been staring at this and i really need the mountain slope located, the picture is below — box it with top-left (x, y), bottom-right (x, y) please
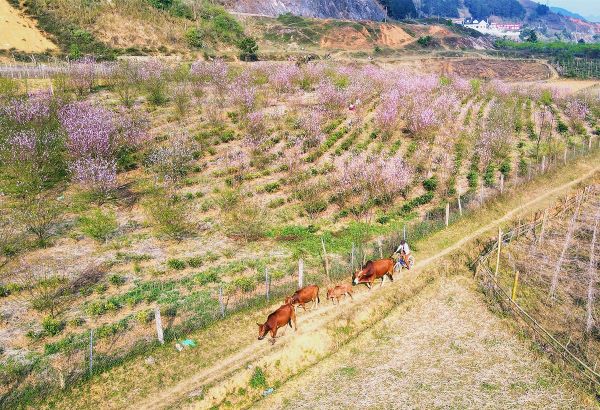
top-left (549, 6), bottom-right (588, 22)
top-left (225, 0), bottom-right (386, 21)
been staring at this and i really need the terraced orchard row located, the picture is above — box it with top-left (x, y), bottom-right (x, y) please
top-left (0, 58), bottom-right (598, 406)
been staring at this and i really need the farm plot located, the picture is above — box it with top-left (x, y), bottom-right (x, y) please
top-left (0, 57), bottom-right (599, 407)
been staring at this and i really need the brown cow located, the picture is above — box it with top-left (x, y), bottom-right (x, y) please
top-left (326, 284), bottom-right (353, 304)
top-left (285, 285), bottom-right (320, 312)
top-left (353, 258), bottom-right (394, 289)
top-left (257, 303), bottom-right (297, 342)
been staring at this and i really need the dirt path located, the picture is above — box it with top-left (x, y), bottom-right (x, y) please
top-left (257, 275), bottom-right (594, 409)
top-left (132, 156), bottom-right (600, 409)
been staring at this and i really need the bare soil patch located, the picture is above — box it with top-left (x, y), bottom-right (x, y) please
top-left (0, 0), bottom-right (56, 52)
top-left (450, 59), bottom-right (552, 81)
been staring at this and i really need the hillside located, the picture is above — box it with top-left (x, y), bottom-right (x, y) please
top-left (0, 0), bottom-right (57, 52)
top-left (0, 52), bottom-right (598, 407)
top-left (1, 0), bottom-right (499, 59)
top-left (224, 0), bottom-right (386, 21)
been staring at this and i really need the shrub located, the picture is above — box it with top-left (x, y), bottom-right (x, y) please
top-left (108, 274), bottom-right (125, 286)
top-left (187, 257), bottom-right (203, 268)
top-left (143, 192), bottom-right (190, 240)
top-left (417, 36), bottom-right (433, 47)
top-left (194, 270), bottom-right (219, 285)
top-left (223, 201), bottom-right (268, 241)
top-left (232, 277), bottom-right (256, 293)
top-left (135, 309), bottom-right (153, 324)
top-left (263, 182), bottom-right (280, 193)
top-left (304, 199), bottom-right (328, 216)
top-left (483, 164), bottom-right (496, 187)
top-left (161, 305), bottom-right (177, 317)
top-left (78, 209), bottom-right (118, 242)
top-left (467, 170), bottom-right (479, 189)
top-left (499, 159), bottom-right (512, 177)
top-left (186, 27), bottom-right (204, 48)
top-left (238, 37), bottom-right (259, 61)
top-left (249, 367), bottom-right (267, 389)
top-left (42, 316), bottom-right (65, 336)
top-left (422, 175), bottom-right (438, 192)
top-left (16, 194), bottom-right (65, 247)
top-left (0, 286), bottom-right (9, 297)
top-left (146, 137), bottom-right (195, 183)
top-left (167, 258), bottom-right (186, 270)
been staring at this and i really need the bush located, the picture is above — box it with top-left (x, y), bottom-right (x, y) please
top-left (78, 209), bottom-right (118, 242)
top-left (263, 182), bottom-right (280, 193)
top-left (499, 159), bottom-right (512, 177)
top-left (422, 175), bottom-right (438, 192)
top-left (250, 367), bottom-right (267, 389)
top-left (223, 201), bottom-right (268, 241)
top-left (194, 270), bottom-right (219, 285)
top-left (467, 170), bottom-right (479, 189)
top-left (167, 258), bottom-right (186, 270)
top-left (238, 37), bottom-right (259, 61)
top-left (135, 309), bottom-right (153, 324)
top-left (484, 165), bottom-right (496, 187)
top-left (232, 277), bottom-right (256, 292)
top-left (304, 199), bottom-right (328, 216)
top-left (42, 316), bottom-right (65, 336)
top-left (186, 27), bottom-right (204, 48)
top-left (417, 36), bottom-right (433, 47)
top-left (108, 274), bottom-right (125, 286)
top-left (187, 257), bottom-right (203, 268)
top-left (143, 192), bottom-right (190, 240)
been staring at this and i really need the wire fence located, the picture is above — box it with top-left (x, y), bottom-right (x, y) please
top-left (473, 186), bottom-right (600, 389)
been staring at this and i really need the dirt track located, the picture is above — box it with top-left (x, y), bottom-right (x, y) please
top-left (128, 156), bottom-right (600, 409)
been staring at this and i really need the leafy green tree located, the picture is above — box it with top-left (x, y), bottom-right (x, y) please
top-left (238, 37), bottom-right (259, 61)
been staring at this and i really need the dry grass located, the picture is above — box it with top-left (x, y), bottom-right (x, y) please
top-left (258, 275), bottom-right (595, 409)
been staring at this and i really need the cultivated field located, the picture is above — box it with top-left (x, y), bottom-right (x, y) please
top-left (0, 54), bottom-right (599, 408)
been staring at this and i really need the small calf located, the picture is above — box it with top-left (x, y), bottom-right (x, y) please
top-left (326, 284), bottom-right (354, 304)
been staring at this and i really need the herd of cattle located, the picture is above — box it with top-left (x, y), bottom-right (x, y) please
top-left (257, 258), bottom-right (398, 342)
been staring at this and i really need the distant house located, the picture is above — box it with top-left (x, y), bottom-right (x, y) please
top-left (458, 18), bottom-right (522, 39)
top-left (463, 19), bottom-right (490, 30)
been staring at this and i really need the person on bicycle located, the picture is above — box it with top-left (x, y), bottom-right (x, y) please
top-left (395, 240), bottom-right (411, 270)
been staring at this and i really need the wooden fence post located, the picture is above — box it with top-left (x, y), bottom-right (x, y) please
top-left (351, 242), bottom-right (355, 272)
top-left (378, 238), bottom-right (383, 258)
top-left (495, 226), bottom-right (502, 279)
top-left (155, 307), bottom-right (164, 344)
top-left (321, 238), bottom-right (329, 281)
top-left (89, 329), bottom-right (94, 375)
top-left (218, 287), bottom-right (225, 318)
top-left (298, 259), bottom-right (304, 289)
top-left (563, 148), bottom-right (568, 165)
top-left (500, 174), bottom-right (504, 194)
top-left (445, 203), bottom-right (450, 227)
top-left (458, 194), bottom-right (463, 216)
top-left (511, 270), bottom-right (520, 301)
top-left (403, 225), bottom-right (406, 241)
top-left (265, 268), bottom-right (270, 302)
